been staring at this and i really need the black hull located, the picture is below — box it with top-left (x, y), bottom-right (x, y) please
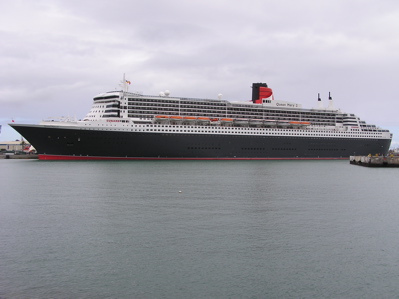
top-left (10, 124), bottom-right (391, 159)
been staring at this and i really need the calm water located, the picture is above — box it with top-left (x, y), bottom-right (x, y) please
top-left (1, 159), bottom-right (399, 298)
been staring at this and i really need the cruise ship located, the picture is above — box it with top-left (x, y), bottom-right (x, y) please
top-left (10, 76), bottom-right (392, 160)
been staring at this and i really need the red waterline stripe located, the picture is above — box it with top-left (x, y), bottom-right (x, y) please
top-left (38, 154), bottom-right (348, 161)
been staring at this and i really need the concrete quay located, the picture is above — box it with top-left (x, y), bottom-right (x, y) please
top-left (350, 155), bottom-right (399, 167)
top-left (0, 154), bottom-right (38, 159)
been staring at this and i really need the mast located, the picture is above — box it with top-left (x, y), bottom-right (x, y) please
top-left (120, 73), bottom-right (130, 93)
top-left (327, 92), bottom-right (334, 110)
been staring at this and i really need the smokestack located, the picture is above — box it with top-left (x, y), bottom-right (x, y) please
top-left (252, 83), bottom-right (272, 104)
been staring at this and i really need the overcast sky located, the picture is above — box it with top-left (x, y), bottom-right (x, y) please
top-left (1, 0), bottom-right (399, 146)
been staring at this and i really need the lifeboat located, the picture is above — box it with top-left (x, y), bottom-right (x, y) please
top-left (220, 118), bottom-right (233, 122)
top-left (277, 121), bottom-right (290, 127)
top-left (249, 119), bottom-right (263, 126)
top-left (290, 121), bottom-right (310, 125)
top-left (183, 116), bottom-right (197, 122)
top-left (197, 117), bottom-right (211, 123)
top-left (154, 115), bottom-right (170, 123)
top-left (234, 119), bottom-right (249, 126)
top-left (170, 116), bottom-right (183, 120)
top-left (290, 121), bottom-right (310, 127)
top-left (263, 120), bottom-right (277, 126)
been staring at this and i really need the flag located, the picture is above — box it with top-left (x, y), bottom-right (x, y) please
top-left (126, 80), bottom-right (131, 85)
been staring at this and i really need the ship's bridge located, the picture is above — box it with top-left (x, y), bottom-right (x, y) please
top-left (84, 91), bottom-right (123, 120)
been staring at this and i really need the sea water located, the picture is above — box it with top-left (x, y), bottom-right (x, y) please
top-left (1, 159), bottom-right (399, 298)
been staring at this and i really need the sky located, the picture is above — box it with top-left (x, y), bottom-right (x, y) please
top-left (1, 0), bottom-right (399, 147)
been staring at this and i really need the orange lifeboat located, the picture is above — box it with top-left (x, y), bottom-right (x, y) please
top-left (197, 117), bottom-right (211, 123)
top-left (290, 121), bottom-right (310, 125)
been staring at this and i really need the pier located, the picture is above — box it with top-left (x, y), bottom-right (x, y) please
top-left (350, 155), bottom-right (399, 167)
